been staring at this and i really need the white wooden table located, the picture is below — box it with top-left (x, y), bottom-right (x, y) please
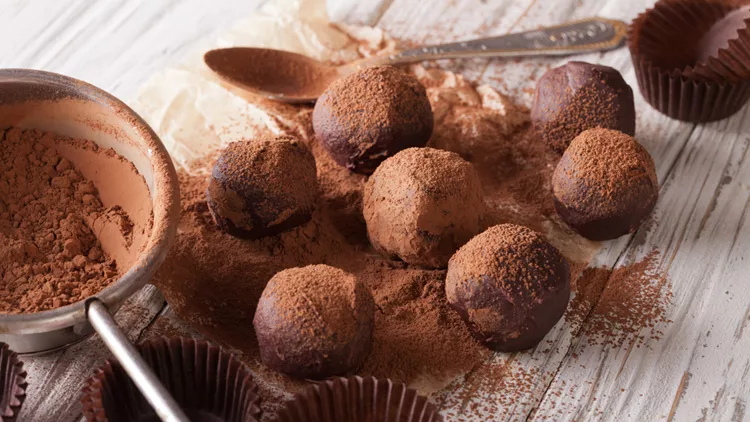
top-left (2, 0), bottom-right (749, 421)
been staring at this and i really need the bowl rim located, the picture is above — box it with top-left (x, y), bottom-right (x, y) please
top-left (0, 68), bottom-right (181, 335)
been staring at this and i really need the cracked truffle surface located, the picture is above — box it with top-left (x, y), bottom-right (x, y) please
top-left (364, 147), bottom-right (485, 269)
top-left (446, 224), bottom-right (570, 352)
top-left (206, 135), bottom-right (318, 239)
top-left (253, 265), bottom-right (375, 379)
top-left (313, 66), bottom-right (434, 174)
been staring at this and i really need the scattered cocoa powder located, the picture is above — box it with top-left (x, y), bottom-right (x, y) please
top-left (566, 251), bottom-right (672, 346)
top-left (566, 266), bottom-right (612, 328)
top-left (583, 251), bottom-right (673, 346)
top-left (0, 127), bottom-right (136, 313)
top-left (437, 358), bottom-right (541, 420)
top-left (156, 53), bottom-right (607, 417)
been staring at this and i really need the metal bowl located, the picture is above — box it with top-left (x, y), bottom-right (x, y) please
top-left (0, 69), bottom-right (181, 353)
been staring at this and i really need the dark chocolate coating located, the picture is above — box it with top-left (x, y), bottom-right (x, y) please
top-left (531, 61), bottom-right (636, 154)
top-left (253, 265), bottom-right (375, 380)
top-left (206, 136), bottom-right (318, 239)
top-left (446, 224), bottom-right (570, 352)
top-left (552, 128), bottom-right (659, 241)
top-left (312, 66), bottom-right (434, 174)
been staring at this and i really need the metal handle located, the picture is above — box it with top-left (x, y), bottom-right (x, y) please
top-left (87, 299), bottom-right (190, 422)
top-left (356, 17), bottom-right (627, 67)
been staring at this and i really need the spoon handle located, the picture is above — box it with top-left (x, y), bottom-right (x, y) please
top-left (357, 17), bottom-right (628, 67)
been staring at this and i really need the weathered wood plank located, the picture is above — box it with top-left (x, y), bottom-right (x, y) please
top-left (6, 0), bottom-right (750, 421)
top-left (533, 108), bottom-right (750, 422)
top-left (0, 0), bottom-right (265, 99)
top-left (327, 0), bottom-right (392, 25)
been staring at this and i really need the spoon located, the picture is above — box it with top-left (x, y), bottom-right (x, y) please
top-left (204, 17), bottom-right (627, 104)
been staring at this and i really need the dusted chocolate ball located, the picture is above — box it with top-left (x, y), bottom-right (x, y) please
top-left (552, 128), bottom-right (658, 241)
top-left (446, 224), bottom-right (570, 352)
top-left (253, 265), bottom-right (375, 379)
top-left (363, 147), bottom-right (485, 269)
top-left (206, 135), bottom-right (318, 239)
top-left (531, 61), bottom-right (636, 153)
top-left (312, 66), bottom-right (434, 175)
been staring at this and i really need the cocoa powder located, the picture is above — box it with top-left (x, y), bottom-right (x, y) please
top-left (0, 127), bottom-right (137, 314)
top-left (154, 62), bottom-right (598, 411)
top-left (205, 48), bottom-right (339, 98)
top-left (358, 262), bottom-right (490, 387)
top-left (566, 251), bottom-right (672, 346)
top-left (583, 251), bottom-right (672, 346)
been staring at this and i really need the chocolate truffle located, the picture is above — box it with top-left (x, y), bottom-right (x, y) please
top-left (363, 147), bottom-right (485, 269)
top-left (312, 66), bottom-right (434, 174)
top-left (206, 135), bottom-right (318, 239)
top-left (552, 128), bottom-right (658, 241)
top-left (446, 224), bottom-right (570, 352)
top-left (531, 61), bottom-right (636, 153)
top-left (253, 265), bottom-right (375, 379)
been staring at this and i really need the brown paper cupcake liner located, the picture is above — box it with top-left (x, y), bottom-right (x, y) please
top-left (630, 54), bottom-right (750, 122)
top-left (629, 0), bottom-right (750, 122)
top-left (81, 337), bottom-right (262, 422)
top-left (0, 343), bottom-right (26, 422)
top-left (276, 376), bottom-right (442, 422)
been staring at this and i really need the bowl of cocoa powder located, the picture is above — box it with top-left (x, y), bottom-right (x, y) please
top-left (0, 69), bottom-right (180, 353)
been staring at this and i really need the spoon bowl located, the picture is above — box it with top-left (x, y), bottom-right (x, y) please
top-left (204, 47), bottom-right (343, 103)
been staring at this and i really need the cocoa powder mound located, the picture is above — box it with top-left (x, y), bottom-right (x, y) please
top-left (358, 262), bottom-right (490, 387)
top-left (0, 127), bottom-right (129, 314)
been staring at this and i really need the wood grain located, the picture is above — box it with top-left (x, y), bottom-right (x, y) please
top-left (534, 107), bottom-right (750, 422)
top-left (0, 1), bottom-right (263, 421)
top-left (18, 286), bottom-right (165, 422)
top-left (3, 0), bottom-right (750, 421)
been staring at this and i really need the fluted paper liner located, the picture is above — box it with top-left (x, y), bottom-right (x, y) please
top-left (80, 337), bottom-right (262, 422)
top-left (0, 343), bottom-right (26, 422)
top-left (276, 376), bottom-right (442, 422)
top-left (629, 0), bottom-right (750, 122)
